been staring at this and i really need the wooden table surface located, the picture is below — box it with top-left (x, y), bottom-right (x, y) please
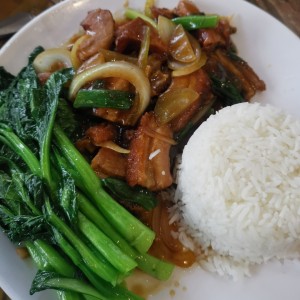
top-left (247, 0), bottom-right (300, 36)
top-left (0, 0), bottom-right (299, 41)
top-left (0, 0), bottom-right (299, 299)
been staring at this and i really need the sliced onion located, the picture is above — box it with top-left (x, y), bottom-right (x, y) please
top-left (144, 0), bottom-right (155, 17)
top-left (168, 33), bottom-right (206, 77)
top-left (154, 87), bottom-right (199, 124)
top-left (172, 52), bottom-right (207, 77)
top-left (138, 26), bottom-right (151, 71)
top-left (33, 48), bottom-right (72, 73)
top-left (142, 127), bottom-right (177, 145)
top-left (69, 61), bottom-right (151, 125)
top-left (157, 15), bottom-right (176, 44)
top-left (98, 141), bottom-right (130, 154)
top-left (169, 24), bottom-right (196, 63)
top-left (70, 34), bottom-right (90, 69)
top-left (98, 49), bottom-right (138, 64)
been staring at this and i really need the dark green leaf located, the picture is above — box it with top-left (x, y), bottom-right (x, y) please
top-left (30, 270), bottom-right (111, 299)
top-left (56, 99), bottom-right (80, 140)
top-left (102, 177), bottom-right (157, 211)
top-left (5, 214), bottom-right (49, 243)
top-left (28, 46), bottom-right (44, 64)
top-left (59, 168), bottom-right (78, 225)
top-left (210, 75), bottom-right (245, 106)
top-left (0, 204), bottom-right (14, 229)
top-left (33, 68), bottom-right (74, 145)
top-left (0, 67), bottom-right (15, 90)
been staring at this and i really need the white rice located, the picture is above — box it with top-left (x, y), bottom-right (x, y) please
top-left (175, 102), bottom-right (300, 279)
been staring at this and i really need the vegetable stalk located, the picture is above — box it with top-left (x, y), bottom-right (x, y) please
top-left (44, 199), bottom-right (122, 285)
top-left (53, 124), bottom-right (155, 253)
top-left (78, 212), bottom-right (137, 274)
top-left (78, 193), bottom-right (174, 281)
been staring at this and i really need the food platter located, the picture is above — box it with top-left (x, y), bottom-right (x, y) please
top-left (0, 0), bottom-right (300, 299)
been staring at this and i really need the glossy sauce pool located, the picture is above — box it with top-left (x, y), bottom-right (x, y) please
top-left (126, 268), bottom-right (191, 299)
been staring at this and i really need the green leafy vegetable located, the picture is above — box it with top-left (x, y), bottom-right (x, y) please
top-left (102, 177), bottom-right (157, 210)
top-left (52, 228), bottom-right (142, 300)
top-left (77, 193), bottom-right (174, 281)
top-left (0, 67), bottom-right (14, 90)
top-left (53, 125), bottom-right (156, 254)
top-left (0, 46), bottom-right (174, 299)
top-left (210, 76), bottom-right (245, 105)
top-left (30, 271), bottom-right (109, 299)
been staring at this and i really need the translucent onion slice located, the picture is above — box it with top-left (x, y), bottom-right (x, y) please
top-left (98, 49), bottom-right (138, 64)
top-left (144, 0), bottom-right (155, 17)
top-left (70, 34), bottom-right (90, 69)
top-left (33, 48), bottom-right (72, 73)
top-left (138, 26), bottom-right (151, 71)
top-left (142, 127), bottom-right (177, 145)
top-left (157, 15), bottom-right (176, 44)
top-left (98, 141), bottom-right (130, 154)
top-left (172, 52), bottom-right (207, 77)
top-left (168, 33), bottom-right (206, 77)
top-left (125, 8), bottom-right (157, 29)
top-left (69, 61), bottom-right (151, 125)
top-left (169, 24), bottom-right (196, 63)
top-left (154, 87), bottom-right (199, 124)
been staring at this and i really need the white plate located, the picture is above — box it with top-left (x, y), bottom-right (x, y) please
top-left (1, 0), bottom-right (300, 299)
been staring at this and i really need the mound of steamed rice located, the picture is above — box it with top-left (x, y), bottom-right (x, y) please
top-left (176, 102), bottom-right (300, 278)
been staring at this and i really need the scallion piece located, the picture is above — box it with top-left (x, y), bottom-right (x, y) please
top-left (172, 15), bottom-right (219, 30)
top-left (210, 76), bottom-right (245, 105)
top-left (73, 89), bottom-right (134, 110)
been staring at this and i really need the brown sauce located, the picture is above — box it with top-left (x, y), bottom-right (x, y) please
top-left (126, 268), bottom-right (190, 299)
top-left (134, 197), bottom-right (197, 268)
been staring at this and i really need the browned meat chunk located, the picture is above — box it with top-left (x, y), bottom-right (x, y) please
top-left (91, 148), bottom-right (127, 178)
top-left (211, 49), bottom-right (266, 99)
top-left (93, 108), bottom-right (122, 124)
top-left (126, 112), bottom-right (173, 191)
top-left (150, 7), bottom-right (175, 20)
top-left (166, 69), bottom-right (214, 132)
top-left (85, 123), bottom-right (117, 146)
top-left (105, 77), bottom-right (132, 91)
top-left (173, 0), bottom-right (200, 16)
top-left (197, 18), bottom-right (236, 52)
top-left (75, 137), bottom-right (97, 154)
top-left (115, 18), bottom-right (168, 55)
top-left (75, 123), bottom-right (117, 153)
top-left (78, 9), bottom-right (115, 61)
top-left (146, 54), bottom-right (171, 96)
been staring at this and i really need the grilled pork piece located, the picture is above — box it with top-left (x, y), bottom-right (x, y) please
top-left (127, 112), bottom-right (173, 191)
top-left (168, 69), bottom-right (214, 132)
top-left (91, 148), bottom-right (127, 179)
top-left (78, 9), bottom-right (115, 61)
top-left (197, 18), bottom-right (236, 52)
top-left (115, 18), bottom-right (168, 55)
top-left (173, 0), bottom-right (201, 16)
